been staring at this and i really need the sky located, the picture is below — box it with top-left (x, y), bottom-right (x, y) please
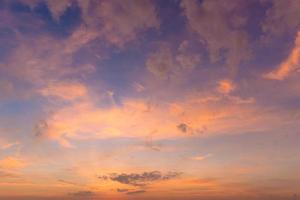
top-left (0, 0), bottom-right (300, 199)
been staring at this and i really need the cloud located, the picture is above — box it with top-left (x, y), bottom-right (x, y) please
top-left (190, 154), bottom-right (212, 161)
top-left (133, 82), bottom-right (145, 92)
top-left (58, 179), bottom-right (80, 186)
top-left (39, 81), bottom-right (88, 101)
top-left (175, 41), bottom-right (201, 71)
top-left (146, 44), bottom-right (174, 79)
top-left (0, 35), bottom-right (95, 87)
top-left (0, 157), bottom-right (27, 170)
top-left (262, 0), bottom-right (300, 37)
top-left (181, 0), bottom-right (250, 72)
top-left (146, 41), bottom-right (201, 79)
top-left (177, 123), bottom-right (188, 133)
top-left (217, 79), bottom-right (236, 94)
top-left (0, 170), bottom-right (20, 178)
top-left (116, 188), bottom-right (129, 193)
top-left (46, 0), bottom-right (72, 21)
top-left (99, 0), bottom-right (159, 46)
top-left (100, 171), bottom-right (181, 186)
top-left (264, 31), bottom-right (300, 80)
top-left (0, 142), bottom-right (20, 150)
top-left (126, 190), bottom-right (146, 195)
top-left (69, 191), bottom-right (95, 197)
top-left (22, 0), bottom-right (159, 47)
top-left (38, 89), bottom-right (268, 147)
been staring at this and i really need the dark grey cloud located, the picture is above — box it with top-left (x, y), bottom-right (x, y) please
top-left (177, 123), bottom-right (207, 135)
top-left (100, 171), bottom-right (181, 186)
top-left (177, 123), bottom-right (188, 133)
top-left (126, 190), bottom-right (146, 195)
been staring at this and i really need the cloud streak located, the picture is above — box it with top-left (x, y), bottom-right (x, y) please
top-left (265, 31), bottom-right (300, 80)
top-left (100, 171), bottom-right (181, 186)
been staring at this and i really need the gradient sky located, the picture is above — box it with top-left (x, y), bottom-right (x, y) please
top-left (0, 0), bottom-right (300, 199)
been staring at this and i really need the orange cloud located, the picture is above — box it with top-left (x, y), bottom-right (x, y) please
top-left (190, 154), bottom-right (212, 161)
top-left (265, 31), bottom-right (300, 80)
top-left (0, 157), bottom-right (26, 170)
top-left (38, 87), bottom-right (276, 147)
top-left (40, 81), bottom-right (88, 101)
top-left (217, 79), bottom-right (236, 94)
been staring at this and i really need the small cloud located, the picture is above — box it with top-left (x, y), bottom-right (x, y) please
top-left (133, 82), bottom-right (145, 92)
top-left (217, 79), bottom-right (236, 94)
top-left (1, 141), bottom-right (20, 150)
top-left (126, 190), bottom-right (146, 195)
top-left (69, 191), bottom-right (95, 197)
top-left (190, 154), bottom-right (212, 161)
top-left (177, 123), bottom-right (206, 135)
top-left (177, 123), bottom-right (188, 133)
top-left (58, 179), bottom-right (80, 186)
top-left (39, 81), bottom-right (88, 101)
top-left (117, 188), bottom-right (129, 193)
top-left (34, 120), bottom-right (48, 137)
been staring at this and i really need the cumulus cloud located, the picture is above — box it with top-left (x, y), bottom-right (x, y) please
top-left (100, 171), bottom-right (181, 186)
top-left (264, 31), bottom-right (300, 80)
top-left (181, 0), bottom-right (250, 72)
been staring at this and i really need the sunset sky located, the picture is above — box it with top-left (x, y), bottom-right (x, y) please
top-left (0, 0), bottom-right (300, 199)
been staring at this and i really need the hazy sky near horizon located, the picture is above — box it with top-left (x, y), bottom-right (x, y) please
top-left (0, 0), bottom-right (300, 199)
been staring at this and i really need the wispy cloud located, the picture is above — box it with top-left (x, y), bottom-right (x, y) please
top-left (264, 31), bottom-right (300, 80)
top-left (189, 154), bottom-right (213, 161)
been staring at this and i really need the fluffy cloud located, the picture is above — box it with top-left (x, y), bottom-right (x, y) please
top-left (146, 41), bottom-right (201, 79)
top-left (27, 0), bottom-right (159, 47)
top-left (181, 0), bottom-right (250, 72)
top-left (262, 0), bottom-right (300, 36)
top-left (96, 0), bottom-right (159, 46)
top-left (264, 31), bottom-right (300, 80)
top-left (46, 0), bottom-right (72, 21)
